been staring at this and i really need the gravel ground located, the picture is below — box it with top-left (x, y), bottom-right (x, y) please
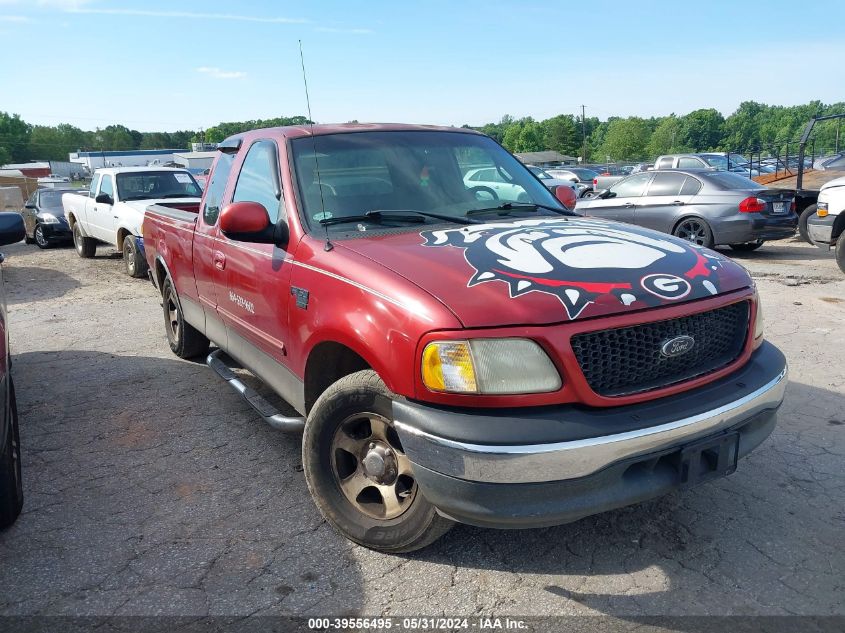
top-left (0, 236), bottom-right (842, 620)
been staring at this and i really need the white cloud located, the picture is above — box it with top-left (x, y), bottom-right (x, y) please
top-left (314, 26), bottom-right (373, 34)
top-left (69, 8), bottom-right (307, 23)
top-left (196, 67), bottom-right (247, 80)
top-left (0, 15), bottom-right (28, 22)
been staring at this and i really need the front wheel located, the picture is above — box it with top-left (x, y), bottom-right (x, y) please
top-left (729, 240), bottom-right (764, 252)
top-left (798, 204), bottom-right (817, 244)
top-left (34, 224), bottom-right (51, 249)
top-left (123, 235), bottom-right (148, 279)
top-left (303, 370), bottom-right (453, 553)
top-left (72, 223), bottom-right (96, 258)
top-left (836, 237), bottom-right (845, 275)
top-left (0, 381), bottom-right (23, 529)
top-left (161, 277), bottom-right (209, 359)
top-left (673, 217), bottom-right (714, 248)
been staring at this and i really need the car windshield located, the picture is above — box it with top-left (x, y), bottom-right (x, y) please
top-left (704, 171), bottom-right (762, 190)
top-left (38, 189), bottom-right (73, 211)
top-left (528, 166), bottom-right (552, 179)
top-left (116, 171), bottom-right (202, 200)
top-left (567, 168), bottom-right (598, 179)
top-left (702, 155), bottom-right (730, 169)
top-left (290, 130), bottom-right (565, 232)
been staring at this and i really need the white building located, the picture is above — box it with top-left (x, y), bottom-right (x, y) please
top-left (172, 151), bottom-right (217, 171)
top-left (69, 149), bottom-right (186, 172)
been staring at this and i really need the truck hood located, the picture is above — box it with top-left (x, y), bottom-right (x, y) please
top-left (338, 216), bottom-right (752, 327)
top-left (820, 176), bottom-right (845, 192)
top-left (123, 198), bottom-right (200, 212)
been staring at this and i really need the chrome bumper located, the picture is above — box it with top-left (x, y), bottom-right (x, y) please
top-left (395, 365), bottom-right (787, 485)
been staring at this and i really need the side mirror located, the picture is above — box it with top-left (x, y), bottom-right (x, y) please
top-left (569, 177), bottom-right (578, 183)
top-left (220, 201), bottom-right (289, 248)
top-left (553, 185), bottom-right (577, 210)
top-left (95, 193), bottom-right (113, 204)
top-left (0, 212), bottom-right (26, 247)
top-left (598, 189), bottom-right (612, 199)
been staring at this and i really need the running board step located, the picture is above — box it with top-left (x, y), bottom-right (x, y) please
top-left (206, 349), bottom-right (305, 433)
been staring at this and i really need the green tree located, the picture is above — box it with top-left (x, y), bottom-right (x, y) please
top-left (28, 124), bottom-right (87, 160)
top-left (516, 121), bottom-right (544, 152)
top-left (679, 108), bottom-right (724, 151)
top-left (647, 116), bottom-right (684, 157)
top-left (0, 112), bottom-right (32, 163)
top-left (543, 115), bottom-right (579, 156)
top-left (601, 117), bottom-right (650, 160)
top-left (501, 122), bottom-right (522, 151)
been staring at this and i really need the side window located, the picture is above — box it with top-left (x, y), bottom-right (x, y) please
top-left (657, 157), bottom-right (674, 169)
top-left (232, 141), bottom-right (282, 223)
top-left (680, 176), bottom-right (702, 196)
top-left (88, 174), bottom-right (101, 198)
top-left (609, 173), bottom-right (651, 198)
top-left (27, 192), bottom-right (37, 206)
top-left (202, 152), bottom-right (235, 226)
top-left (677, 157), bottom-right (702, 169)
top-left (646, 172), bottom-right (687, 197)
top-left (99, 175), bottom-right (114, 198)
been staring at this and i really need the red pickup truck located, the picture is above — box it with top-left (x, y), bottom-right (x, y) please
top-left (143, 124), bottom-right (787, 553)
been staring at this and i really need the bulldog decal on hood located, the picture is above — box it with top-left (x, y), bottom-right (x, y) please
top-left (421, 217), bottom-right (733, 320)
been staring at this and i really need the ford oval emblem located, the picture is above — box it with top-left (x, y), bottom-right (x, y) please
top-left (660, 335), bottom-right (695, 358)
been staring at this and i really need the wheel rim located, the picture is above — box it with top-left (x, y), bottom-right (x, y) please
top-left (676, 220), bottom-right (707, 245)
top-left (35, 225), bottom-right (47, 247)
top-left (165, 288), bottom-right (180, 342)
top-left (73, 226), bottom-right (82, 254)
top-left (331, 413), bottom-right (417, 520)
top-left (124, 241), bottom-right (135, 274)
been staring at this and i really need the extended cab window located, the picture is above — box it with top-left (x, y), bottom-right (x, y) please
top-left (99, 175), bottom-right (114, 199)
top-left (656, 157), bottom-right (673, 169)
top-left (677, 157), bottom-right (702, 169)
top-left (232, 141), bottom-right (282, 223)
top-left (202, 152), bottom-right (235, 225)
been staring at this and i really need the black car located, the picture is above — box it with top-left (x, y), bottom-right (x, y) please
top-left (22, 188), bottom-right (75, 248)
top-left (0, 213), bottom-right (26, 527)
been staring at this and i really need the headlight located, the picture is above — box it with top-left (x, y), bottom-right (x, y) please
top-left (40, 213), bottom-right (59, 224)
top-left (421, 338), bottom-right (562, 394)
top-left (754, 297), bottom-right (764, 342)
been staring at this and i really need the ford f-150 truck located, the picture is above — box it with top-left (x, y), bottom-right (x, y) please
top-left (807, 175), bottom-right (845, 273)
top-left (62, 167), bottom-right (202, 277)
top-left (143, 124), bottom-right (788, 553)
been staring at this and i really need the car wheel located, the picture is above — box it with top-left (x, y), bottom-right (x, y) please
top-left (798, 204), bottom-right (817, 244)
top-left (303, 370), bottom-right (453, 553)
top-left (123, 235), bottom-right (148, 279)
top-left (162, 277), bottom-right (209, 359)
top-left (673, 217), bottom-right (714, 248)
top-left (836, 237), bottom-right (845, 275)
top-left (729, 240), bottom-right (764, 252)
top-left (33, 224), bottom-right (51, 249)
top-left (0, 380), bottom-right (23, 529)
top-left (72, 223), bottom-right (96, 258)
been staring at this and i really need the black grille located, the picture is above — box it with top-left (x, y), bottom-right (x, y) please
top-left (571, 301), bottom-right (750, 397)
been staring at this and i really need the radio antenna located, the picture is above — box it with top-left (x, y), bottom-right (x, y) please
top-left (299, 39), bottom-right (332, 252)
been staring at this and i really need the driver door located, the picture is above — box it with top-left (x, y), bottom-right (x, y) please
top-left (584, 172), bottom-right (652, 223)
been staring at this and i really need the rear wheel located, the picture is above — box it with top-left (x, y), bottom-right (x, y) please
top-left (798, 204), bottom-right (817, 244)
top-left (0, 381), bottom-right (23, 529)
top-left (72, 223), bottom-right (96, 258)
top-left (836, 237), bottom-right (845, 275)
top-left (123, 235), bottom-right (148, 279)
top-left (673, 217), bottom-right (714, 248)
top-left (303, 370), bottom-right (453, 552)
top-left (162, 277), bottom-right (209, 359)
top-left (729, 240), bottom-right (764, 252)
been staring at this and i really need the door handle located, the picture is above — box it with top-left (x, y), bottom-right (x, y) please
top-left (213, 251), bottom-right (226, 271)
top-left (672, 200), bottom-right (685, 206)
top-left (623, 203), bottom-right (635, 208)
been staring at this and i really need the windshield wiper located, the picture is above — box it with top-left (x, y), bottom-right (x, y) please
top-left (161, 193), bottom-right (196, 199)
top-left (466, 202), bottom-right (577, 217)
top-left (319, 209), bottom-right (476, 227)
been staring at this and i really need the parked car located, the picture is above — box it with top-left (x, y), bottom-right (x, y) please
top-left (22, 187), bottom-right (76, 248)
top-left (62, 167), bottom-right (202, 278)
top-left (814, 153), bottom-right (845, 170)
top-left (0, 213), bottom-right (26, 528)
top-left (144, 123), bottom-right (786, 553)
top-left (577, 169), bottom-right (797, 250)
top-left (526, 166), bottom-right (586, 201)
top-left (807, 175), bottom-right (845, 273)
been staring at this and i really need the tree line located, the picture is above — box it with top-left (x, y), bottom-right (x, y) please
top-left (1, 102), bottom-right (842, 167)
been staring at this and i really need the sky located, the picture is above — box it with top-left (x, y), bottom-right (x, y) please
top-left (1, 0), bottom-right (844, 133)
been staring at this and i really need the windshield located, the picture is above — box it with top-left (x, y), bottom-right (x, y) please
top-left (568, 168), bottom-right (598, 180)
top-left (702, 155), bottom-right (729, 169)
top-left (38, 189), bottom-right (74, 211)
top-left (290, 130), bottom-right (564, 232)
top-left (115, 171), bottom-right (202, 200)
top-left (528, 166), bottom-right (551, 179)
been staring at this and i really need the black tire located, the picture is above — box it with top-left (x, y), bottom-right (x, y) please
top-left (72, 223), bottom-right (96, 258)
top-left (0, 381), bottom-right (23, 529)
top-left (161, 277), bottom-right (209, 359)
top-left (34, 224), bottom-right (51, 250)
top-left (798, 204), bottom-right (817, 244)
top-left (673, 216), bottom-right (714, 248)
top-left (24, 233), bottom-right (35, 245)
top-left (123, 235), bottom-right (148, 279)
top-left (729, 240), bottom-right (764, 252)
top-left (836, 236), bottom-right (845, 275)
top-left (303, 370), bottom-right (453, 553)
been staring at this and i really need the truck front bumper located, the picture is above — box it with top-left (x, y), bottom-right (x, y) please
top-left (393, 341), bottom-right (787, 529)
top-left (807, 213), bottom-right (836, 245)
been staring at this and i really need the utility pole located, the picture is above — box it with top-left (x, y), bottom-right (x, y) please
top-left (580, 105), bottom-right (587, 164)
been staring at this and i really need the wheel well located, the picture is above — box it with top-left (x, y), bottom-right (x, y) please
top-left (304, 342), bottom-right (371, 413)
top-left (67, 213), bottom-right (76, 228)
top-left (672, 215), bottom-right (708, 233)
top-left (833, 213), bottom-right (845, 241)
top-left (116, 228), bottom-right (130, 249)
top-left (154, 259), bottom-right (167, 291)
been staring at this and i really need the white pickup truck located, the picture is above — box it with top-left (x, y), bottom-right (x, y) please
top-left (62, 167), bottom-right (202, 277)
top-left (807, 175), bottom-right (845, 273)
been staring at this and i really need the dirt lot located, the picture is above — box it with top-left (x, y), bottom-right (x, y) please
top-left (0, 236), bottom-right (842, 620)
